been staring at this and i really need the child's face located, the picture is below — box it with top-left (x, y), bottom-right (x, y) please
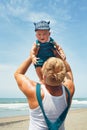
top-left (36, 30), bottom-right (50, 43)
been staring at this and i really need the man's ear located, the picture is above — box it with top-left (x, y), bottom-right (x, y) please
top-left (42, 74), bottom-right (46, 82)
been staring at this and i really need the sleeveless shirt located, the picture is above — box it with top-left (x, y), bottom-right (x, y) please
top-left (29, 84), bottom-right (67, 130)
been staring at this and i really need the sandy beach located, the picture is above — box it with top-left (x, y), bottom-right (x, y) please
top-left (0, 109), bottom-right (87, 130)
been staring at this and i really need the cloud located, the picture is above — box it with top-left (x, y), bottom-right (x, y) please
top-left (48, 0), bottom-right (72, 20)
top-left (0, 0), bottom-right (76, 35)
top-left (0, 0), bottom-right (30, 21)
top-left (7, 3), bottom-right (26, 16)
top-left (0, 63), bottom-right (16, 71)
top-left (0, 0), bottom-right (56, 25)
top-left (26, 12), bottom-right (56, 24)
top-left (1, 0), bottom-right (82, 40)
top-left (0, 0), bottom-right (72, 24)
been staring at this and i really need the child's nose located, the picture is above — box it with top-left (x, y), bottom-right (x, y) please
top-left (41, 35), bottom-right (44, 39)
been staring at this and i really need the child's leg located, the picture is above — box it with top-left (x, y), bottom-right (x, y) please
top-left (35, 67), bottom-right (43, 82)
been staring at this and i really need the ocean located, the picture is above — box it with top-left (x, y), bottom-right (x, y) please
top-left (0, 98), bottom-right (87, 118)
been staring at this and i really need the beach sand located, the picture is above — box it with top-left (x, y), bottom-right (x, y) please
top-left (65, 108), bottom-right (87, 130)
top-left (0, 109), bottom-right (87, 130)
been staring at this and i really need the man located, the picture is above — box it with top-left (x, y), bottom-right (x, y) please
top-left (14, 56), bottom-right (75, 130)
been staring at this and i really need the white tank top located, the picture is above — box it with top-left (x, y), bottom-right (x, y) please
top-left (29, 84), bottom-right (67, 130)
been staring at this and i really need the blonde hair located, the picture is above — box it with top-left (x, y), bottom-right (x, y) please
top-left (42, 57), bottom-right (66, 86)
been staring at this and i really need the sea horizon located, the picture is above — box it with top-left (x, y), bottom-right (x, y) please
top-left (0, 97), bottom-right (87, 118)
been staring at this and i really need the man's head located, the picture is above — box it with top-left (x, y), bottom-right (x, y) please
top-left (42, 57), bottom-right (66, 86)
top-left (34, 21), bottom-right (50, 43)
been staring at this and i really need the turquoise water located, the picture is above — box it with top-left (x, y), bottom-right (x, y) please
top-left (0, 98), bottom-right (87, 118)
top-left (0, 98), bottom-right (29, 118)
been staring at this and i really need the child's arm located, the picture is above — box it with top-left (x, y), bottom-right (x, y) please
top-left (54, 42), bottom-right (66, 60)
top-left (30, 43), bottom-right (39, 64)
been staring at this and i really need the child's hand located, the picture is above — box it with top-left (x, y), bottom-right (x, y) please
top-left (32, 56), bottom-right (40, 64)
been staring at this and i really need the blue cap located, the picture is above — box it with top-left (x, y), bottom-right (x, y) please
top-left (34, 21), bottom-right (50, 31)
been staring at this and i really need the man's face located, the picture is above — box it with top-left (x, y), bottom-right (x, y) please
top-left (36, 30), bottom-right (50, 43)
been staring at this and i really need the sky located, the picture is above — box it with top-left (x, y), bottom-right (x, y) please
top-left (0, 0), bottom-right (87, 98)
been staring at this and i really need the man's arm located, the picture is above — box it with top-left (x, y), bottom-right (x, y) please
top-left (14, 57), bottom-right (34, 97)
top-left (63, 60), bottom-right (75, 99)
top-left (64, 60), bottom-right (74, 82)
